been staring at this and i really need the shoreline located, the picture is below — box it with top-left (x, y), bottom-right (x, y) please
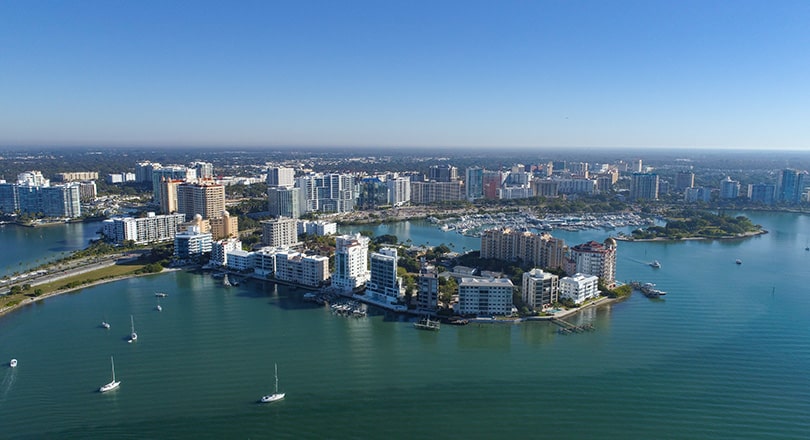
top-left (614, 229), bottom-right (768, 242)
top-left (1, 267), bottom-right (622, 327)
top-left (0, 268), bottom-right (182, 319)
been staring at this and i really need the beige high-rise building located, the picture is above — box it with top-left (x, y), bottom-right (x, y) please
top-left (565, 238), bottom-right (617, 287)
top-left (480, 228), bottom-right (566, 269)
top-left (176, 180), bottom-right (225, 221)
top-left (261, 217), bottom-right (299, 247)
top-left (210, 210), bottom-right (238, 240)
top-left (158, 178), bottom-right (182, 214)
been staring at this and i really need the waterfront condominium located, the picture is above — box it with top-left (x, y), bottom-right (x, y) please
top-left (332, 233), bottom-right (370, 292)
top-left (366, 247), bottom-right (402, 304)
top-left (480, 228), bottom-right (566, 270)
top-left (747, 183), bottom-right (776, 205)
top-left (559, 273), bottom-right (600, 305)
top-left (777, 168), bottom-right (807, 204)
top-left (457, 277), bottom-right (515, 316)
top-left (102, 212), bottom-right (186, 245)
top-left (416, 261), bottom-right (439, 313)
top-left (630, 173), bottom-right (659, 201)
top-left (566, 238), bottom-right (617, 287)
top-left (522, 268), bottom-right (559, 311)
top-left (720, 176), bottom-right (741, 199)
top-left (210, 237), bottom-right (243, 267)
top-left (173, 226), bottom-right (213, 259)
top-left (273, 250), bottom-right (330, 287)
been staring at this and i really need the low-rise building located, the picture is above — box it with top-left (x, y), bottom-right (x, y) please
top-left (174, 226), bottom-right (213, 259)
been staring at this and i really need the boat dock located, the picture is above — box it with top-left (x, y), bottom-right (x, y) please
top-left (551, 318), bottom-right (595, 335)
top-left (629, 281), bottom-right (667, 298)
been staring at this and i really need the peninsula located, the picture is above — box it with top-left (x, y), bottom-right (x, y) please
top-left (620, 210), bottom-right (765, 241)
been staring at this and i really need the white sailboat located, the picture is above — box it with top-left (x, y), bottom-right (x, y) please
top-left (260, 363), bottom-right (285, 403)
top-left (129, 315), bottom-right (138, 343)
top-left (99, 356), bottom-right (120, 392)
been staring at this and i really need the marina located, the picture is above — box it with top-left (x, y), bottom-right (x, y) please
top-left (429, 211), bottom-right (654, 237)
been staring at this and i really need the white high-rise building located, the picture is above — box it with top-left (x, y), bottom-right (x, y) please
top-left (332, 233), bottom-right (370, 292)
top-left (387, 176), bottom-right (411, 206)
top-left (522, 268), bottom-right (559, 310)
top-left (367, 248), bottom-right (402, 302)
top-left (267, 167), bottom-right (295, 188)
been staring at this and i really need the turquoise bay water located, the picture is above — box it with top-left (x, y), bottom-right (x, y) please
top-left (0, 222), bottom-right (102, 278)
top-left (0, 212), bottom-right (809, 438)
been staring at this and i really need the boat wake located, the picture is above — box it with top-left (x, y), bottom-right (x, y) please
top-left (0, 367), bottom-right (17, 402)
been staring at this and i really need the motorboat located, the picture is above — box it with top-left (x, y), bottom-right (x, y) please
top-left (155, 292), bottom-right (168, 297)
top-left (101, 321), bottom-right (111, 329)
top-left (736, 259), bottom-right (742, 265)
top-left (129, 315), bottom-right (138, 343)
top-left (649, 260), bottom-right (661, 268)
top-left (9, 358), bottom-right (17, 368)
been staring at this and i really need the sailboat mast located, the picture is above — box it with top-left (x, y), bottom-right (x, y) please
top-left (111, 356), bottom-right (116, 381)
top-left (274, 363), bottom-right (279, 393)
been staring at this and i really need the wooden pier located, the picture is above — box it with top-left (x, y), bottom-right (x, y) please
top-left (551, 318), bottom-right (595, 335)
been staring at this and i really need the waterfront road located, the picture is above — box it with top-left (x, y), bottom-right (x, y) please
top-left (0, 251), bottom-right (146, 296)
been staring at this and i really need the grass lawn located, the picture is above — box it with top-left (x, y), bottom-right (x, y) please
top-left (1, 262), bottom-right (149, 310)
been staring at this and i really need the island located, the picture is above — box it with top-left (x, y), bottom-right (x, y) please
top-left (620, 210), bottom-right (765, 241)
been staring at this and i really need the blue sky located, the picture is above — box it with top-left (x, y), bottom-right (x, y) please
top-left (1, 0), bottom-right (809, 150)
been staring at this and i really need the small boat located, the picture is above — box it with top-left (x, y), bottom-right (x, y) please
top-left (155, 304), bottom-right (162, 312)
top-left (99, 356), bottom-right (120, 393)
top-left (155, 292), bottom-right (168, 297)
top-left (101, 321), bottom-right (111, 329)
top-left (413, 316), bottom-right (441, 331)
top-left (649, 260), bottom-right (661, 268)
top-left (735, 259), bottom-right (742, 265)
top-left (129, 315), bottom-right (138, 343)
top-left (260, 363), bottom-right (285, 403)
top-left (9, 358), bottom-right (17, 368)
top-left (223, 274), bottom-right (232, 287)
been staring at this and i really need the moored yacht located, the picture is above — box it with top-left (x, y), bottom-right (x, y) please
top-left (260, 363), bottom-right (285, 403)
top-left (99, 356), bottom-right (120, 393)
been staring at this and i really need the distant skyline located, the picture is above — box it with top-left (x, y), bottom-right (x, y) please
top-left (1, 0), bottom-right (809, 150)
